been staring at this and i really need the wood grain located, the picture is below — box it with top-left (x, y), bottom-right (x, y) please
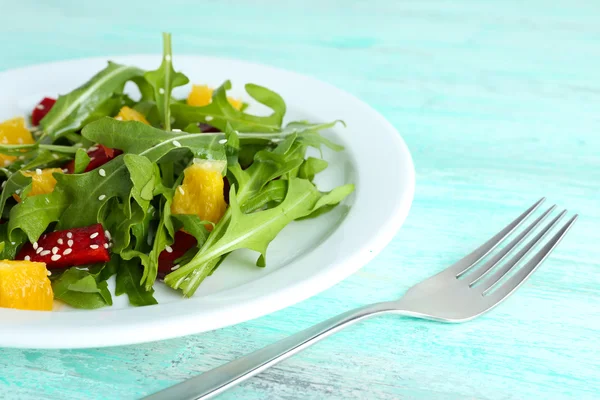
top-left (0, 0), bottom-right (599, 399)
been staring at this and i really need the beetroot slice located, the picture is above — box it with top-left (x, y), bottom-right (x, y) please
top-left (64, 145), bottom-right (123, 173)
top-left (16, 224), bottom-right (110, 269)
top-left (158, 231), bottom-right (197, 274)
top-left (31, 97), bottom-right (56, 126)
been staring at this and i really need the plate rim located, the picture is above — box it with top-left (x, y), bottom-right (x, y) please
top-left (0, 54), bottom-right (415, 349)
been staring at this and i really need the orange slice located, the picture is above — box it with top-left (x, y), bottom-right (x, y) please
top-left (115, 106), bottom-right (150, 125)
top-left (186, 85), bottom-right (243, 110)
top-left (0, 260), bottom-right (53, 311)
top-left (0, 117), bottom-right (35, 167)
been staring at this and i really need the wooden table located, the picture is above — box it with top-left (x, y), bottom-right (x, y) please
top-left (1, 1), bottom-right (599, 399)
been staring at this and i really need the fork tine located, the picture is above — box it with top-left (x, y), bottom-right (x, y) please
top-left (468, 205), bottom-right (556, 286)
top-left (483, 214), bottom-right (577, 300)
top-left (454, 198), bottom-right (545, 277)
top-left (477, 210), bottom-right (566, 292)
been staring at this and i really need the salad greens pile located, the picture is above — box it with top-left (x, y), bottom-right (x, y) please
top-left (0, 33), bottom-right (354, 309)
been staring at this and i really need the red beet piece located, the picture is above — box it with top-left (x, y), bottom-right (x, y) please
top-left (16, 224), bottom-right (110, 269)
top-left (158, 231), bottom-right (197, 274)
top-left (198, 123), bottom-right (220, 133)
top-left (64, 145), bottom-right (123, 173)
top-left (31, 97), bottom-right (56, 126)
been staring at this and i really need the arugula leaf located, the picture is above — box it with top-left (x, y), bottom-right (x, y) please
top-left (19, 150), bottom-right (71, 171)
top-left (241, 179), bottom-right (287, 213)
top-left (115, 257), bottom-right (158, 306)
top-left (40, 62), bottom-right (145, 140)
top-left (171, 81), bottom-right (286, 132)
top-left (52, 268), bottom-right (112, 309)
top-left (73, 148), bottom-right (91, 173)
top-left (8, 189), bottom-right (69, 242)
top-left (81, 93), bottom-right (134, 126)
top-left (144, 32), bottom-right (189, 130)
top-left (123, 154), bottom-right (155, 215)
top-left (104, 201), bottom-right (147, 253)
top-left (0, 172), bottom-right (31, 217)
top-left (172, 214), bottom-right (210, 247)
top-left (298, 157), bottom-right (328, 181)
top-left (0, 224), bottom-right (26, 259)
top-left (165, 178), bottom-right (352, 296)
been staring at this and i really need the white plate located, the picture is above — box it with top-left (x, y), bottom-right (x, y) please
top-left (0, 55), bottom-right (415, 349)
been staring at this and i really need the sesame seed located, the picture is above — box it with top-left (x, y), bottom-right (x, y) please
top-left (88, 146), bottom-right (98, 152)
top-left (1, 181), bottom-right (5, 188)
top-left (62, 168), bottom-right (69, 173)
top-left (67, 232), bottom-right (73, 239)
top-left (17, 138), bottom-right (23, 144)
top-left (40, 250), bottom-right (51, 256)
top-left (178, 187), bottom-right (185, 195)
top-left (98, 194), bottom-right (106, 201)
top-left (3, 160), bottom-right (10, 166)
top-left (24, 255), bottom-right (31, 261)
top-left (51, 254), bottom-right (61, 261)
top-left (47, 270), bottom-right (52, 276)
top-left (99, 169), bottom-right (106, 177)
top-left (171, 264), bottom-right (180, 271)
top-left (35, 168), bottom-right (42, 175)
top-left (90, 244), bottom-right (99, 249)
top-left (15, 189), bottom-right (20, 195)
top-left (165, 245), bottom-right (173, 253)
top-left (63, 248), bottom-right (72, 255)
top-left (165, 55), bottom-right (171, 62)
top-left (90, 232), bottom-right (99, 239)
top-left (36, 247), bottom-right (44, 254)
top-left (115, 116), bottom-right (123, 121)
top-left (103, 243), bottom-right (108, 249)
top-left (52, 247), bottom-right (59, 254)
top-left (52, 154), bottom-right (59, 159)
top-left (36, 104), bottom-right (45, 110)
top-left (159, 88), bottom-right (165, 95)
top-left (89, 157), bottom-right (95, 161)
top-left (33, 242), bottom-right (39, 249)
top-left (218, 139), bottom-right (227, 144)
top-left (68, 239), bottom-right (73, 247)
top-left (57, 239), bottom-right (63, 245)
top-left (172, 128), bottom-right (182, 132)
top-left (205, 116), bottom-right (213, 121)
top-left (10, 242), bottom-right (15, 245)
top-left (173, 140), bottom-right (182, 147)
top-left (104, 230), bottom-right (111, 240)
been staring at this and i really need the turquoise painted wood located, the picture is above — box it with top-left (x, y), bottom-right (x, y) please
top-left (1, 1), bottom-right (599, 399)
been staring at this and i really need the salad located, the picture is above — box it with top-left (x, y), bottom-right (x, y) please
top-left (0, 33), bottom-right (353, 311)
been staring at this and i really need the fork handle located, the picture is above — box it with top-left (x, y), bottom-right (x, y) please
top-left (144, 302), bottom-right (398, 400)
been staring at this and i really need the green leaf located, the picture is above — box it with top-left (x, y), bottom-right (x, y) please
top-left (0, 172), bottom-right (31, 217)
top-left (8, 188), bottom-right (69, 242)
top-left (52, 268), bottom-right (112, 309)
top-left (298, 157), bottom-right (328, 181)
top-left (171, 81), bottom-right (286, 132)
top-left (241, 179), bottom-right (287, 213)
top-left (19, 150), bottom-right (71, 171)
top-left (40, 62), bottom-right (145, 139)
top-left (0, 224), bottom-right (26, 259)
top-left (123, 154), bottom-right (155, 214)
top-left (224, 123), bottom-right (240, 166)
top-left (73, 148), bottom-right (91, 173)
top-left (165, 178), bottom-right (341, 295)
top-left (115, 257), bottom-right (158, 306)
top-left (172, 214), bottom-right (210, 247)
top-left (81, 93), bottom-right (134, 126)
top-left (144, 32), bottom-right (189, 130)
top-left (104, 201), bottom-right (147, 253)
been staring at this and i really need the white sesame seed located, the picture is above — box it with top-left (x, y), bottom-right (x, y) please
top-left (36, 247), bottom-right (43, 254)
top-left (52, 246), bottom-right (59, 254)
top-left (172, 128), bottom-right (182, 132)
top-left (90, 232), bottom-right (99, 239)
top-left (10, 242), bottom-right (15, 245)
top-left (88, 146), bottom-right (98, 152)
top-left (68, 239), bottom-right (73, 247)
top-left (76, 267), bottom-right (89, 271)
top-left (24, 255), bottom-right (31, 261)
top-left (3, 160), bottom-right (10, 166)
top-left (171, 264), bottom-right (180, 271)
top-left (218, 139), bottom-right (227, 144)
top-left (178, 187), bottom-right (185, 195)
top-left (52, 154), bottom-right (59, 159)
top-left (51, 254), bottom-right (61, 261)
top-left (15, 189), bottom-right (20, 195)
top-left (35, 168), bottom-right (42, 175)
top-left (47, 270), bottom-right (52, 276)
top-left (36, 104), bottom-right (45, 110)
top-left (98, 194), bottom-right (106, 201)
top-left (89, 156), bottom-right (95, 161)
top-left (173, 140), bottom-right (182, 147)
top-left (165, 55), bottom-right (171, 62)
top-left (33, 242), bottom-right (39, 250)
top-left (99, 168), bottom-right (106, 177)
top-left (57, 238), bottom-right (63, 245)
top-left (103, 243), bottom-right (109, 249)
top-left (40, 250), bottom-right (51, 256)
top-left (90, 244), bottom-right (99, 249)
top-left (67, 232), bottom-right (73, 239)
top-left (63, 248), bottom-right (72, 255)
top-left (1, 181), bottom-right (5, 188)
top-left (104, 230), bottom-right (111, 240)
top-left (205, 116), bottom-right (213, 122)
top-left (165, 245), bottom-right (173, 253)
top-left (115, 116), bottom-right (123, 121)
top-left (159, 88), bottom-right (165, 95)
top-left (17, 138), bottom-right (23, 144)
top-left (62, 168), bottom-right (69, 173)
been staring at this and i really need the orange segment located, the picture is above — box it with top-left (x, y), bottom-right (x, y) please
top-left (171, 160), bottom-right (227, 229)
top-left (0, 117), bottom-right (35, 167)
top-left (0, 260), bottom-right (53, 311)
top-left (187, 84), bottom-right (243, 110)
top-left (115, 106), bottom-right (150, 125)
top-left (21, 168), bottom-right (63, 197)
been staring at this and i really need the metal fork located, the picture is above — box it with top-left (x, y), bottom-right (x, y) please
top-left (145, 198), bottom-right (577, 400)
